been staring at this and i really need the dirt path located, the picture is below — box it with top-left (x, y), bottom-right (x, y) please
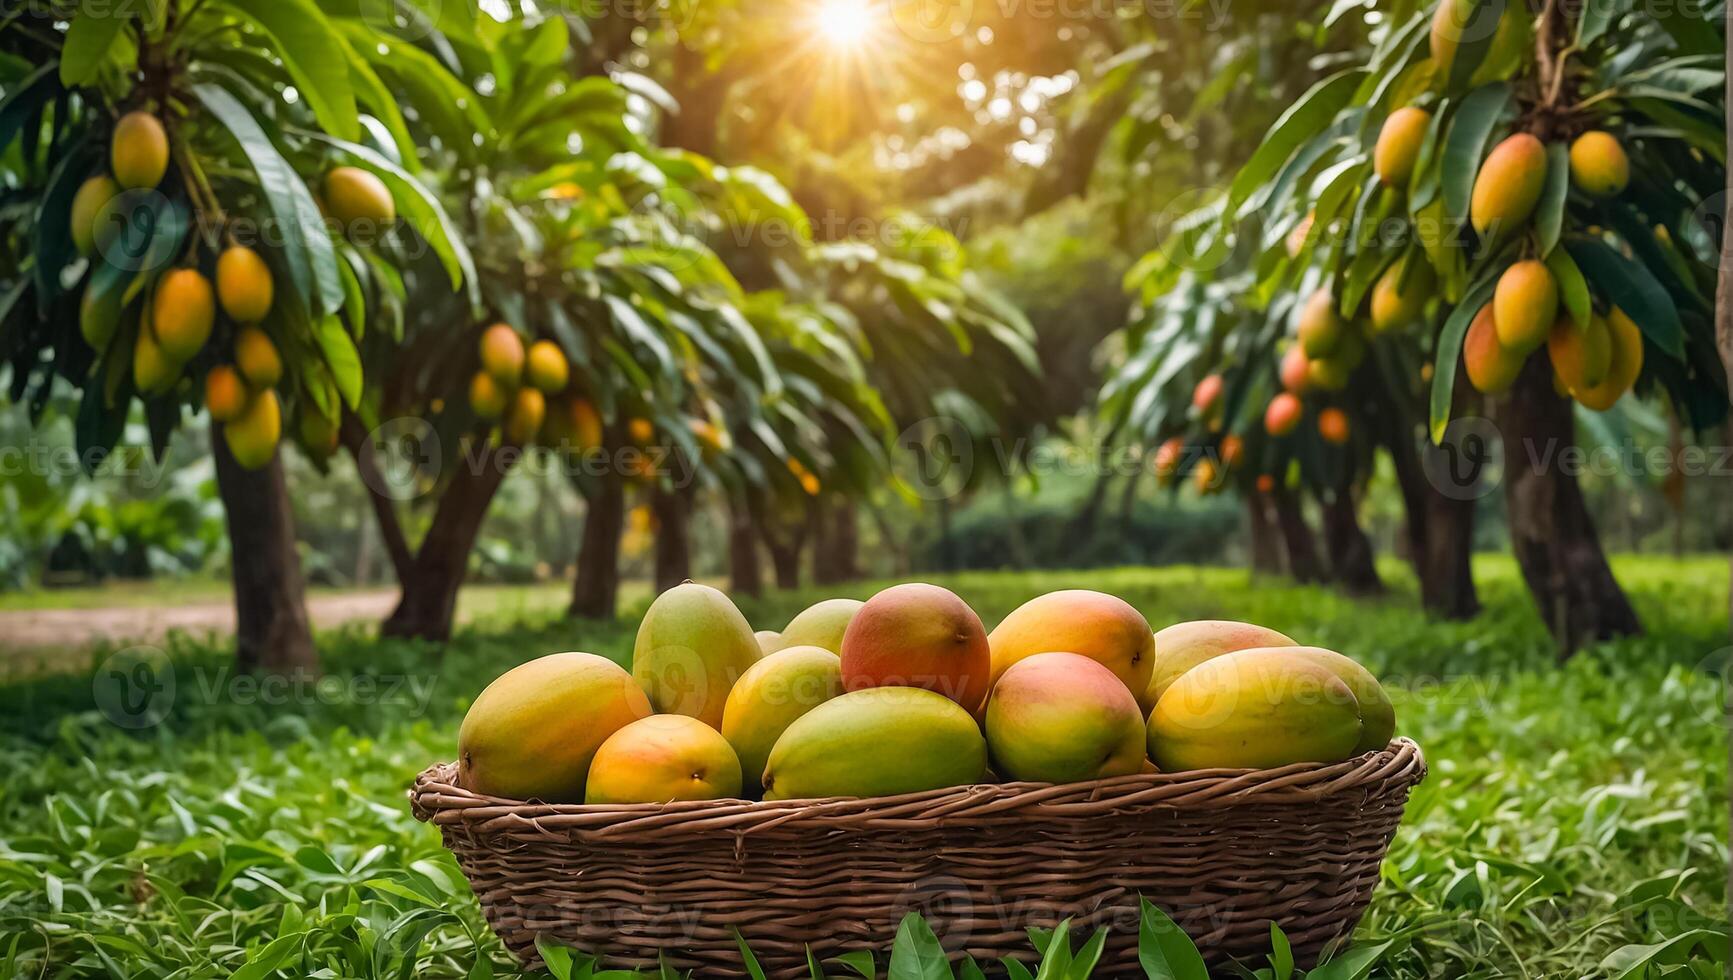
top-left (0, 589), bottom-right (404, 652)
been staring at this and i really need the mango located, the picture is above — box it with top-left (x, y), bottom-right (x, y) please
top-left (1318, 407), bottom-right (1350, 444)
top-left (504, 387), bottom-right (545, 444)
top-left (1219, 434), bottom-right (1244, 469)
top-left (760, 687), bottom-right (987, 801)
top-left (133, 323), bottom-right (177, 394)
top-left (628, 416), bottom-right (656, 444)
top-left (1569, 131), bottom-right (1628, 198)
top-left (478, 322), bottom-right (525, 385)
top-left (469, 371), bottom-right (507, 420)
top-left (70, 175), bottom-right (119, 256)
top-left (987, 589), bottom-right (1155, 708)
top-left (1279, 344), bottom-right (1311, 394)
top-left (1548, 314), bottom-right (1613, 393)
top-left (111, 112), bottom-right (168, 189)
top-left (204, 365), bottom-right (249, 422)
top-left (632, 582), bottom-right (761, 728)
top-left (841, 583), bottom-right (991, 711)
top-left (1307, 353), bottom-right (1351, 391)
top-left (1265, 392), bottom-right (1303, 437)
top-left (1573, 307), bottom-right (1644, 410)
top-left (1192, 374), bottom-right (1223, 412)
top-left (1297, 288), bottom-right (1343, 358)
top-left (216, 245), bottom-right (274, 323)
top-left (585, 715), bottom-right (742, 804)
top-left (223, 388), bottom-right (281, 470)
top-left (1374, 107), bottom-right (1431, 187)
top-left (1280, 646), bottom-right (1395, 753)
top-left (688, 417), bottom-right (731, 453)
top-left (79, 279), bottom-right (122, 352)
top-left (1148, 649), bottom-right (1363, 771)
top-left (1470, 133), bottom-right (1547, 238)
top-left (1192, 459), bottom-right (1220, 494)
top-left (1492, 260), bottom-right (1557, 352)
top-left (235, 325), bottom-right (282, 388)
top-left (721, 645), bottom-right (844, 792)
top-left (324, 166), bottom-right (396, 227)
top-left (1152, 437), bottom-right (1182, 480)
top-left (1144, 620), bottom-right (1297, 708)
top-left (985, 652), bottom-right (1147, 783)
top-left (754, 630), bottom-right (782, 656)
top-left (1370, 254), bottom-right (1434, 333)
top-left (561, 398), bottom-right (604, 451)
top-left (458, 652), bottom-right (651, 802)
top-left (151, 268), bottom-right (215, 361)
top-left (1463, 304), bottom-right (1521, 395)
top-left (779, 598), bottom-right (864, 654)
top-left (523, 339), bottom-right (568, 393)
top-left (1432, 0), bottom-right (1528, 85)
top-left (299, 408), bottom-right (339, 457)
top-left (1414, 197), bottom-right (1455, 272)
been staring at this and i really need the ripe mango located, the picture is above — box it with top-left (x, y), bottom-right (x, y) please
top-left (1463, 304), bottom-right (1521, 395)
top-left (324, 166), bottom-right (396, 227)
top-left (585, 715), bottom-right (742, 804)
top-left (133, 323), bottom-right (177, 394)
top-left (111, 112), bottom-right (168, 189)
top-left (1492, 260), bottom-right (1557, 352)
top-left (151, 268), bottom-right (215, 361)
top-left (216, 245), bottom-right (274, 323)
top-left (1573, 307), bottom-right (1644, 411)
top-left (1280, 646), bottom-right (1395, 753)
top-left (1569, 131), bottom-right (1628, 198)
top-left (524, 339), bottom-right (568, 393)
top-left (779, 598), bottom-right (864, 654)
top-left (70, 175), bottom-right (119, 256)
top-left (504, 387), bottom-right (545, 444)
top-left (985, 652), bottom-right (1147, 783)
top-left (1374, 107), bottom-right (1431, 187)
top-left (223, 388), bottom-right (282, 470)
top-left (760, 687), bottom-right (987, 801)
top-left (1548, 314), bottom-right (1613, 393)
top-left (1265, 392), bottom-right (1303, 436)
top-left (1297, 288), bottom-right (1343, 358)
top-left (1318, 407), bottom-right (1350, 444)
top-left (478, 322), bottom-right (525, 385)
top-left (721, 645), bottom-right (844, 792)
top-left (1148, 649), bottom-right (1363, 771)
top-left (204, 365), bottom-right (249, 422)
top-left (1144, 620), bottom-right (1297, 708)
top-left (562, 398), bottom-right (604, 451)
top-left (1470, 133), bottom-right (1547, 238)
top-left (235, 326), bottom-right (282, 388)
top-left (1279, 344), bottom-right (1311, 394)
top-left (987, 589), bottom-right (1154, 709)
top-left (632, 582), bottom-right (761, 728)
top-left (1370, 254), bottom-right (1435, 334)
top-left (469, 371), bottom-right (507, 420)
top-left (754, 630), bottom-right (783, 656)
top-left (458, 652), bottom-right (651, 802)
top-left (841, 583), bottom-right (992, 711)
top-left (1192, 374), bottom-right (1223, 412)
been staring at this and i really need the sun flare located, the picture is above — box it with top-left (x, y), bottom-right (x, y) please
top-left (814, 0), bottom-right (878, 49)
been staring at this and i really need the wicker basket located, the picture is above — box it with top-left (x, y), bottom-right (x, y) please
top-left (411, 738), bottom-right (1424, 977)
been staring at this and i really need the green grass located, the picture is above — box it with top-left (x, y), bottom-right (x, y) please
top-left (0, 557), bottom-right (1725, 977)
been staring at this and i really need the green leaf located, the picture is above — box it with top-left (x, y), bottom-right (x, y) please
top-left (1600, 930), bottom-right (1723, 978)
top-left (734, 930), bottom-right (770, 980)
top-left (1429, 272), bottom-right (1498, 442)
top-left (1269, 923), bottom-right (1295, 980)
top-left (1564, 237), bottom-right (1685, 358)
top-left (1440, 83), bottom-right (1510, 220)
top-left (1444, 0), bottom-right (1504, 92)
top-left (1576, 0), bottom-right (1634, 46)
top-left (1532, 142), bottom-right (1569, 255)
top-left (1305, 940), bottom-right (1397, 980)
top-left (1229, 70), bottom-right (1366, 216)
top-left (311, 314), bottom-right (362, 408)
top-left (1544, 245), bottom-right (1590, 331)
top-left (1136, 899), bottom-right (1208, 980)
top-left (0, 63), bottom-right (59, 155)
top-left (535, 935), bottom-right (575, 980)
top-left (61, 4), bottom-right (133, 86)
top-left (889, 913), bottom-right (954, 980)
top-left (829, 950), bottom-right (877, 979)
top-left (229, 931), bottom-right (307, 980)
top-left (805, 946), bottom-right (827, 980)
top-left (1069, 928), bottom-right (1108, 979)
top-left (213, 0), bottom-right (358, 140)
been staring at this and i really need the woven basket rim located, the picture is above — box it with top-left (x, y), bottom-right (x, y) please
top-left (410, 737), bottom-right (1424, 837)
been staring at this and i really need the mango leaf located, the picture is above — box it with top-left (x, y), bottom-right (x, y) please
top-left (1305, 939), bottom-right (1397, 980)
top-left (1532, 142), bottom-right (1569, 255)
top-left (1577, 0), bottom-right (1635, 46)
top-left (829, 950), bottom-right (877, 979)
top-left (213, 0), bottom-right (358, 140)
top-left (0, 63), bottom-right (59, 154)
top-left (733, 929), bottom-right (770, 980)
top-left (1564, 237), bottom-right (1685, 358)
top-left (1429, 271), bottom-right (1498, 442)
top-left (1440, 83), bottom-right (1510, 220)
top-left (889, 913), bottom-right (953, 980)
top-left (311, 314), bottom-right (362, 408)
top-left (1229, 70), bottom-right (1366, 217)
top-left (32, 139), bottom-right (99, 303)
top-left (61, 4), bottom-right (133, 86)
top-left (1136, 899), bottom-right (1208, 980)
top-left (1544, 246), bottom-right (1590, 330)
top-left (1269, 923), bottom-right (1295, 980)
top-left (1445, 0), bottom-right (1505, 92)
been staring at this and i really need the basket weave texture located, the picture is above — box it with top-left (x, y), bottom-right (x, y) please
top-left (411, 738), bottom-right (1424, 977)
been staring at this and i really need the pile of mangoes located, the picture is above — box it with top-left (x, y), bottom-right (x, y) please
top-left (456, 583), bottom-right (1395, 804)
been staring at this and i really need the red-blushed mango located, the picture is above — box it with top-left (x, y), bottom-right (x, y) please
top-left (1374, 107), bottom-right (1431, 187)
top-left (1279, 646), bottom-right (1396, 753)
top-left (525, 340), bottom-right (569, 393)
top-left (457, 652), bottom-right (651, 802)
top-left (1493, 260), bottom-right (1557, 352)
top-left (1152, 437), bottom-right (1183, 479)
top-left (1147, 649), bottom-right (1363, 771)
top-left (111, 112), bottom-right (168, 189)
top-left (754, 631), bottom-right (782, 656)
top-left (1471, 133), bottom-right (1547, 238)
top-left (1573, 307), bottom-right (1644, 410)
top-left (504, 387), bottom-right (545, 444)
top-left (234, 325), bottom-right (282, 388)
top-left (841, 583), bottom-right (991, 711)
top-left (779, 598), bottom-right (864, 655)
top-left (469, 371), bottom-right (507, 420)
top-left (1548, 314), bottom-right (1613, 393)
top-left (760, 687), bottom-right (987, 801)
top-left (1370, 254), bottom-right (1435, 334)
top-left (151, 268), bottom-right (215, 361)
top-left (324, 166), bottom-right (396, 226)
top-left (1265, 392), bottom-right (1303, 437)
top-left (544, 397), bottom-right (602, 451)
top-left (133, 323), bottom-right (177, 394)
top-left (1279, 344), bottom-right (1311, 394)
top-left (632, 582), bottom-right (761, 729)
top-left (1219, 434), bottom-right (1244, 469)
top-left (223, 388), bottom-right (281, 470)
top-left (721, 645), bottom-right (843, 792)
top-left (1144, 620), bottom-right (1298, 708)
top-left (478, 323), bottom-right (525, 385)
top-left (216, 246), bottom-right (274, 323)
top-left (1318, 407), bottom-right (1351, 444)
top-left (985, 652), bottom-right (1147, 783)
top-left (204, 365), bottom-right (249, 423)
top-left (70, 175), bottom-right (119, 256)
top-left (628, 416), bottom-right (656, 444)
top-left (585, 715), bottom-right (742, 804)
top-left (1192, 374), bottom-right (1223, 412)
top-left (987, 589), bottom-right (1155, 708)
top-left (1463, 304), bottom-right (1522, 395)
top-left (1569, 131), bottom-right (1629, 198)
top-left (1297, 288), bottom-right (1344, 358)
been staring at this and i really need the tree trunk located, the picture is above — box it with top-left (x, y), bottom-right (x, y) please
top-left (1245, 493), bottom-right (1283, 576)
top-left (571, 472), bottom-right (626, 620)
top-left (651, 484), bottom-right (693, 594)
top-left (1498, 356), bottom-right (1641, 656)
top-left (212, 437), bottom-right (317, 674)
top-left (1268, 483), bottom-right (1326, 584)
top-left (382, 441), bottom-right (514, 642)
top-left (1317, 482), bottom-right (1383, 595)
top-left (1380, 408), bottom-right (1481, 620)
top-left (813, 497), bottom-right (861, 585)
top-left (728, 495), bottom-right (764, 599)
top-left (758, 496), bottom-right (809, 590)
